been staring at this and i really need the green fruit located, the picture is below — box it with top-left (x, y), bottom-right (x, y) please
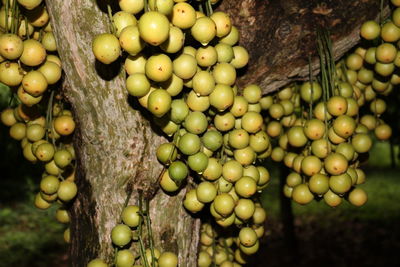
top-left (35, 143), bottom-right (55, 162)
top-left (178, 133), bottom-right (201, 155)
top-left (239, 227), bottom-right (258, 247)
top-left (38, 61), bottom-right (62, 85)
top-left (126, 73), bottom-right (150, 97)
top-left (149, 0), bottom-right (174, 15)
top-left (184, 111), bottom-right (208, 134)
top-left (351, 133), bottom-right (372, 153)
top-left (168, 161), bottom-right (188, 181)
top-left (360, 20), bottom-right (380, 40)
top-left (292, 184), bottom-right (314, 205)
top-left (188, 152), bottom-right (209, 173)
top-left (213, 63), bottom-right (236, 86)
top-left (0, 33), bottom-right (23, 60)
top-left (138, 11), bottom-right (170, 45)
top-left (147, 89), bottom-right (172, 117)
top-left (87, 258), bottom-right (108, 267)
top-left (222, 160), bottom-right (243, 183)
top-left (17, 0), bottom-right (43, 10)
top-left (249, 131), bottom-right (270, 153)
top-left (119, 25), bottom-right (145, 56)
top-left (213, 193), bottom-right (235, 217)
top-left (234, 198), bottom-right (255, 220)
top-left (55, 208), bottom-right (70, 224)
top-left (161, 74), bottom-right (184, 97)
top-left (26, 124), bottom-right (45, 142)
top-left (215, 43), bottom-right (234, 63)
top-left (145, 54), bottom-right (173, 82)
top-left (0, 62), bottom-right (24, 86)
top-left (229, 129), bottom-right (249, 149)
top-left (173, 53), bottom-right (197, 80)
top-left (113, 11), bottom-right (137, 37)
top-left (243, 84), bottom-right (262, 104)
top-left (171, 2), bottom-right (196, 29)
top-left (158, 251), bottom-right (178, 267)
top-left (160, 171), bottom-right (180, 193)
top-left (202, 130), bottom-right (223, 151)
top-left (191, 17), bottom-right (216, 45)
top-left (202, 158), bottom-right (223, 181)
top-left (231, 45), bottom-right (249, 69)
top-left (300, 82), bottom-right (322, 103)
top-left (92, 33), bottom-right (121, 64)
top-left (192, 71), bottom-right (215, 96)
top-left (115, 249), bottom-right (135, 267)
top-left (111, 224), bottom-right (132, 247)
top-left (241, 112), bottom-right (263, 133)
top-left (183, 189), bottom-right (204, 213)
top-left (308, 173), bottom-right (329, 195)
top-left (54, 149), bottom-right (72, 168)
top-left (329, 173), bottom-right (352, 194)
top-left (210, 11), bottom-right (232, 38)
top-left (40, 175), bottom-right (60, 195)
top-left (119, 0), bottom-right (144, 14)
top-left (160, 26), bottom-right (184, 54)
top-left (196, 181), bottom-right (217, 203)
top-left (235, 176), bottom-right (257, 198)
top-left (230, 96), bottom-right (248, 117)
top-left (196, 46), bottom-right (217, 67)
top-left (57, 180), bottom-right (78, 202)
top-left (209, 84), bottom-right (234, 111)
top-left (219, 25), bottom-right (239, 45)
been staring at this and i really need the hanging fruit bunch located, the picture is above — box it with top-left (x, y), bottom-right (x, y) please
top-left (0, 0), bottom-right (77, 242)
top-left (91, 0), bottom-right (271, 266)
top-left (265, 0), bottom-right (399, 208)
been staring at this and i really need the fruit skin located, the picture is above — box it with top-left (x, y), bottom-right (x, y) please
top-left (92, 33), bottom-right (121, 64)
top-left (138, 11), bottom-right (170, 46)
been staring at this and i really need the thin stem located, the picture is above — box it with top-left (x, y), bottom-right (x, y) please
top-left (144, 0), bottom-right (148, 13)
top-left (308, 55), bottom-right (314, 120)
top-left (5, 0), bottom-right (9, 33)
top-left (380, 0), bottom-right (384, 26)
top-left (107, 4), bottom-right (116, 35)
top-left (145, 200), bottom-right (156, 267)
top-left (138, 191), bottom-right (150, 267)
top-left (25, 16), bottom-right (29, 39)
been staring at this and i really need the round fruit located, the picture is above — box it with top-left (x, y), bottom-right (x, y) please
top-left (292, 184), bottom-right (314, 205)
top-left (348, 187), bottom-right (368, 206)
top-left (138, 11), bottom-right (170, 46)
top-left (54, 115), bottom-right (75, 136)
top-left (92, 33), bottom-right (120, 64)
top-left (111, 224), bottom-right (132, 247)
top-left (145, 54), bottom-right (173, 82)
top-left (57, 180), bottom-right (78, 202)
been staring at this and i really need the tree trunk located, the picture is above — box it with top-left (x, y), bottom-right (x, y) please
top-left (45, 1), bottom-right (199, 266)
top-left (43, 0), bottom-right (388, 266)
top-left (219, 0), bottom-right (389, 94)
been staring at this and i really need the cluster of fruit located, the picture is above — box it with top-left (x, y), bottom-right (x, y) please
top-left (92, 0), bottom-right (270, 266)
top-left (264, 1), bottom-right (399, 208)
top-left (0, 0), bottom-right (76, 243)
top-left (88, 204), bottom-right (179, 267)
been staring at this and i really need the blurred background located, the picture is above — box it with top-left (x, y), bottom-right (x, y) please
top-left (1, 80), bottom-right (400, 267)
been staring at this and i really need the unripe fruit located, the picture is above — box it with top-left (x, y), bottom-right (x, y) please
top-left (158, 251), bottom-right (178, 267)
top-left (22, 70), bottom-right (48, 97)
top-left (92, 33), bottom-right (121, 64)
top-left (119, 0), bottom-right (144, 14)
top-left (348, 188), bottom-right (368, 206)
top-left (138, 11), bottom-right (170, 45)
top-left (145, 54), bottom-right (173, 82)
top-left (119, 25), bottom-right (145, 56)
top-left (191, 17), bottom-right (216, 45)
top-left (292, 184), bottom-right (314, 205)
top-left (57, 180), bottom-right (78, 202)
top-left (160, 26), bottom-right (185, 53)
top-left (213, 193), bottom-right (235, 217)
top-left (0, 62), bottom-right (23, 86)
top-left (111, 224), bottom-right (132, 247)
top-left (148, 89), bottom-right (172, 117)
top-left (115, 249), bottom-right (135, 267)
top-left (360, 20), bottom-right (380, 40)
top-left (171, 2), bottom-right (196, 29)
top-left (210, 12), bottom-right (232, 38)
top-left (0, 34), bottom-right (23, 60)
top-left (54, 115), bottom-right (75, 136)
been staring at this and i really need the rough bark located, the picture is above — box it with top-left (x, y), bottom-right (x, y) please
top-left (45, 1), bottom-right (199, 266)
top-left (219, 0), bottom-right (389, 94)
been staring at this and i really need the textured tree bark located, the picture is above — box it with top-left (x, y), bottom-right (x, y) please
top-left (219, 0), bottom-right (389, 94)
top-left (45, 1), bottom-right (199, 266)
